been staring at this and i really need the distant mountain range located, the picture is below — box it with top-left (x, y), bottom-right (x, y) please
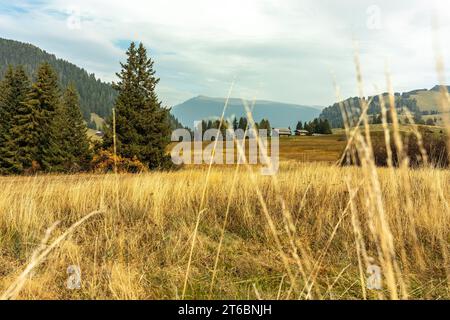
top-left (171, 95), bottom-right (322, 129)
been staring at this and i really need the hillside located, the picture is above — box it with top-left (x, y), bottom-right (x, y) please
top-left (404, 86), bottom-right (450, 112)
top-left (0, 38), bottom-right (116, 120)
top-left (171, 95), bottom-right (322, 129)
top-left (320, 87), bottom-right (448, 128)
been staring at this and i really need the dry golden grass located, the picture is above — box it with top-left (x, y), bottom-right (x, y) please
top-left (168, 134), bottom-right (347, 165)
top-left (0, 162), bottom-right (448, 300)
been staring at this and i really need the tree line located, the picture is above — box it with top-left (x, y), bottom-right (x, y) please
top-left (296, 118), bottom-right (332, 134)
top-left (189, 117), bottom-right (272, 140)
top-left (198, 117), bottom-right (332, 136)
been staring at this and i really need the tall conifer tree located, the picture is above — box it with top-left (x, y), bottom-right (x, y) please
top-left (238, 117), bottom-right (248, 130)
top-left (60, 83), bottom-right (92, 170)
top-left (19, 63), bottom-right (63, 172)
top-left (0, 66), bottom-right (31, 174)
top-left (0, 66), bottom-right (16, 174)
top-left (104, 42), bottom-right (171, 169)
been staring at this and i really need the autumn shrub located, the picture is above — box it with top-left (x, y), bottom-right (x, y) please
top-left (91, 150), bottom-right (147, 173)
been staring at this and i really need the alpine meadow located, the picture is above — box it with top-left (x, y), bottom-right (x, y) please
top-left (0, 0), bottom-right (449, 303)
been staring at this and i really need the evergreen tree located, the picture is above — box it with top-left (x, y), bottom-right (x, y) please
top-left (60, 83), bottom-right (92, 170)
top-left (232, 117), bottom-right (238, 131)
top-left (168, 113), bottom-right (185, 131)
top-left (0, 66), bottom-right (31, 174)
top-left (19, 63), bottom-right (64, 172)
top-left (0, 66), bottom-right (17, 173)
top-left (200, 120), bottom-right (208, 135)
top-left (304, 122), bottom-right (312, 134)
top-left (296, 121), bottom-right (303, 131)
top-left (238, 117), bottom-right (248, 130)
top-left (312, 119), bottom-right (319, 133)
top-left (265, 120), bottom-right (270, 132)
top-left (103, 42), bottom-right (171, 169)
top-left (0, 66), bottom-right (15, 138)
top-left (317, 119), bottom-right (325, 133)
top-left (258, 119), bottom-right (264, 130)
top-left (323, 119), bottom-right (332, 134)
top-left (258, 119), bottom-right (271, 132)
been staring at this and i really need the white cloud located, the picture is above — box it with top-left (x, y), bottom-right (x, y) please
top-left (0, 0), bottom-right (449, 107)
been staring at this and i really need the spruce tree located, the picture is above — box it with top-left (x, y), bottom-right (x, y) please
top-left (0, 67), bottom-right (15, 133)
top-left (258, 119), bottom-right (264, 130)
top-left (238, 117), bottom-right (248, 130)
top-left (257, 119), bottom-right (265, 131)
top-left (258, 119), bottom-right (271, 132)
top-left (19, 63), bottom-right (64, 172)
top-left (323, 119), bottom-right (332, 134)
top-left (232, 117), bottom-right (238, 131)
top-left (265, 119), bottom-right (269, 130)
top-left (0, 66), bottom-right (15, 174)
top-left (104, 42), bottom-right (171, 169)
top-left (0, 66), bottom-right (31, 174)
top-left (59, 84), bottom-right (92, 171)
top-left (304, 122), bottom-right (311, 134)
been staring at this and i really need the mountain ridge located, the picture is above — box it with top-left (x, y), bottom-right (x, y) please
top-left (171, 95), bottom-right (323, 129)
top-left (192, 95), bottom-right (323, 109)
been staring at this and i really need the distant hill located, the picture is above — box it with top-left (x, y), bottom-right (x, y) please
top-left (320, 87), bottom-right (449, 128)
top-left (431, 85), bottom-right (450, 92)
top-left (171, 95), bottom-right (322, 129)
top-left (0, 38), bottom-right (117, 120)
top-left (403, 86), bottom-right (450, 112)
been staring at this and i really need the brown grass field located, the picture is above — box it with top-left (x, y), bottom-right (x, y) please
top-left (168, 134), bottom-right (348, 164)
top-left (0, 130), bottom-right (449, 299)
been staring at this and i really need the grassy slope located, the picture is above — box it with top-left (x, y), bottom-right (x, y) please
top-left (410, 90), bottom-right (442, 112)
top-left (90, 113), bottom-right (106, 129)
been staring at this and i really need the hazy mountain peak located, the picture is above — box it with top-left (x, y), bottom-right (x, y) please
top-left (171, 95), bottom-right (322, 128)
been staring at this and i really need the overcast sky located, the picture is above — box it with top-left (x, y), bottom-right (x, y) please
top-left (0, 0), bottom-right (449, 107)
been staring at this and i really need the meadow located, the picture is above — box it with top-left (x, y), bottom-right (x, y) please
top-left (0, 133), bottom-right (449, 299)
